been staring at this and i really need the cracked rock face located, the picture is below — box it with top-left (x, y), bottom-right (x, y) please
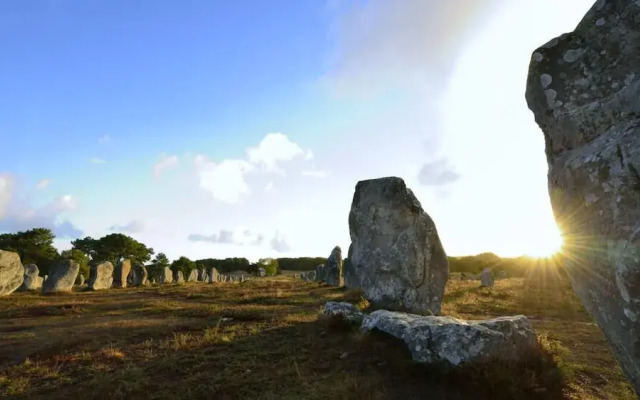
top-left (42, 260), bottom-right (79, 294)
top-left (0, 250), bottom-right (24, 296)
top-left (525, 0), bottom-right (640, 392)
top-left (361, 310), bottom-right (537, 367)
top-left (88, 261), bottom-right (114, 290)
top-left (20, 264), bottom-right (42, 291)
top-left (346, 177), bottom-right (449, 314)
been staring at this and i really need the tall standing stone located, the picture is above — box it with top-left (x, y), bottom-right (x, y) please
top-left (208, 267), bottom-right (220, 283)
top-left (19, 264), bottom-right (43, 291)
top-left (314, 264), bottom-right (325, 283)
top-left (88, 261), bottom-right (114, 290)
top-left (526, 1), bottom-right (640, 393)
top-left (346, 177), bottom-right (449, 315)
top-left (480, 268), bottom-right (494, 288)
top-left (42, 260), bottom-right (79, 294)
top-left (76, 274), bottom-right (85, 286)
top-left (0, 250), bottom-right (24, 296)
top-left (174, 270), bottom-right (185, 284)
top-left (187, 269), bottom-right (198, 282)
top-left (133, 264), bottom-right (148, 286)
top-left (160, 267), bottom-right (173, 284)
top-left (113, 259), bottom-right (131, 288)
top-left (324, 246), bottom-right (343, 286)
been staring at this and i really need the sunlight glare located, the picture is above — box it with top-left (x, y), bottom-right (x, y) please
top-left (525, 225), bottom-right (564, 258)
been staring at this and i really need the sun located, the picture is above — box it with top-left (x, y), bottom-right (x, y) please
top-left (525, 226), bottom-right (564, 258)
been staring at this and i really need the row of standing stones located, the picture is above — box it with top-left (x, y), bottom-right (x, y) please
top-left (0, 252), bottom-right (249, 295)
top-left (1, 1), bottom-right (639, 389)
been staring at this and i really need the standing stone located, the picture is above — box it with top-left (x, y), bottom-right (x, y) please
top-left (160, 267), bottom-right (173, 284)
top-left (76, 274), bottom-right (85, 286)
top-left (187, 269), bottom-right (198, 282)
top-left (197, 268), bottom-right (206, 282)
top-left (480, 268), bottom-right (494, 288)
top-left (127, 269), bottom-right (136, 286)
top-left (258, 267), bottom-right (266, 277)
top-left (42, 260), bottom-right (79, 294)
top-left (324, 246), bottom-right (343, 286)
top-left (314, 264), bottom-right (325, 282)
top-left (88, 261), bottom-right (114, 290)
top-left (113, 259), bottom-right (132, 288)
top-left (346, 177), bottom-right (449, 315)
top-left (174, 271), bottom-right (185, 284)
top-left (0, 251), bottom-right (24, 295)
top-left (301, 270), bottom-right (316, 282)
top-left (526, 1), bottom-right (640, 393)
top-left (133, 264), bottom-right (148, 286)
top-left (20, 264), bottom-right (42, 291)
top-left (208, 267), bottom-right (220, 283)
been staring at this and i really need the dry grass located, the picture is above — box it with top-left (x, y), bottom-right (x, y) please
top-left (0, 274), bottom-right (634, 399)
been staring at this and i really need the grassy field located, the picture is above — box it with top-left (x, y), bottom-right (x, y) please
top-left (0, 272), bottom-right (634, 399)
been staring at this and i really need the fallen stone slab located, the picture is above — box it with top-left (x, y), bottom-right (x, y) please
top-left (323, 301), bottom-right (364, 324)
top-left (361, 310), bottom-right (537, 367)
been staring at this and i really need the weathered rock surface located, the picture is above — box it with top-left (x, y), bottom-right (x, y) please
top-left (324, 246), bottom-right (343, 286)
top-left (323, 301), bottom-right (364, 324)
top-left (346, 177), bottom-right (449, 314)
top-left (300, 270), bottom-right (316, 282)
top-left (0, 250), bottom-right (23, 296)
top-left (314, 264), bottom-right (325, 282)
top-left (187, 269), bottom-right (198, 282)
top-left (42, 260), bottom-right (79, 294)
top-left (113, 259), bottom-right (131, 288)
top-left (133, 264), bottom-right (148, 286)
top-left (362, 310), bottom-right (537, 367)
top-left (480, 268), bottom-right (494, 288)
top-left (88, 261), bottom-right (114, 290)
top-left (20, 264), bottom-right (42, 291)
top-left (525, 1), bottom-right (640, 392)
top-left (160, 267), bottom-right (173, 284)
top-left (174, 271), bottom-right (185, 284)
top-left (208, 267), bottom-right (220, 283)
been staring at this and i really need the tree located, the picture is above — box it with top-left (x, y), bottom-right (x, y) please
top-left (258, 258), bottom-right (279, 276)
top-left (148, 252), bottom-right (170, 280)
top-left (171, 256), bottom-right (196, 276)
top-left (60, 249), bottom-right (90, 280)
top-left (71, 233), bottom-right (154, 265)
top-left (0, 228), bottom-right (59, 274)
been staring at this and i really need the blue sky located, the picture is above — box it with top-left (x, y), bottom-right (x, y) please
top-left (0, 0), bottom-right (595, 262)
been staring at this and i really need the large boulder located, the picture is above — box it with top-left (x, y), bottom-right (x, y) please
top-left (88, 261), bottom-right (114, 290)
top-left (525, 1), bottom-right (640, 392)
top-left (0, 251), bottom-right (24, 295)
top-left (19, 264), bottom-right (42, 291)
top-left (346, 177), bottom-right (449, 314)
top-left (160, 267), bottom-right (173, 284)
top-left (208, 267), bottom-right (220, 283)
top-left (113, 259), bottom-right (131, 288)
top-left (324, 246), bottom-right (343, 286)
top-left (42, 260), bottom-right (79, 294)
top-left (362, 310), bottom-right (537, 367)
top-left (187, 269), bottom-right (198, 282)
top-left (133, 264), bottom-right (148, 286)
top-left (480, 268), bottom-right (494, 288)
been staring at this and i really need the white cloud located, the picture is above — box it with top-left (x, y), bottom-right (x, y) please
top-left (417, 159), bottom-right (460, 186)
top-left (154, 153), bottom-right (179, 177)
top-left (36, 179), bottom-right (50, 189)
top-left (109, 219), bottom-right (145, 233)
top-left (188, 228), bottom-right (264, 246)
top-left (265, 182), bottom-right (275, 191)
top-left (301, 170), bottom-right (329, 178)
top-left (89, 157), bottom-right (106, 164)
top-left (247, 132), bottom-right (306, 174)
top-left (0, 175), bottom-right (82, 237)
top-left (195, 156), bottom-right (254, 204)
top-left (98, 134), bottom-right (112, 144)
top-left (271, 232), bottom-right (291, 253)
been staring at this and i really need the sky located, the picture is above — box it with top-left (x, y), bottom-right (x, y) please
top-left (0, 0), bottom-right (596, 262)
